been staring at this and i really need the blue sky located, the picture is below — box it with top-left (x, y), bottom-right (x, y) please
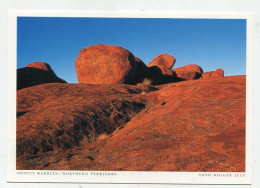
top-left (17, 17), bottom-right (246, 83)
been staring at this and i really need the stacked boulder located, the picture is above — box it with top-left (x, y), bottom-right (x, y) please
top-left (147, 54), bottom-right (176, 84)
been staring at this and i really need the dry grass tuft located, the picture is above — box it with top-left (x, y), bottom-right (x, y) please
top-left (98, 133), bottom-right (108, 140)
top-left (142, 78), bottom-right (152, 86)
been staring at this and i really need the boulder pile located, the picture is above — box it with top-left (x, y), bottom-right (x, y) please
top-left (75, 44), bottom-right (224, 85)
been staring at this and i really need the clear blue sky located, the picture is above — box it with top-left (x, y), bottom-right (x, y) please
top-left (17, 17), bottom-right (246, 83)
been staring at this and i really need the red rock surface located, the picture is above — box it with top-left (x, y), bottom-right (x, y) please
top-left (16, 83), bottom-right (156, 158)
top-left (75, 44), bottom-right (143, 84)
top-left (17, 75), bottom-right (245, 172)
top-left (17, 62), bottom-right (66, 90)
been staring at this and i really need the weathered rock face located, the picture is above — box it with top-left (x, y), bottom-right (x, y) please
top-left (202, 69), bottom-right (224, 79)
top-left (17, 62), bottom-right (66, 90)
top-left (172, 64), bottom-right (203, 80)
top-left (17, 76), bottom-right (245, 172)
top-left (75, 44), bottom-right (144, 84)
top-left (16, 83), bottom-right (156, 158)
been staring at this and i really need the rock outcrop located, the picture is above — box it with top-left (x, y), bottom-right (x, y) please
top-left (16, 44), bottom-right (239, 172)
top-left (75, 44), bottom-right (146, 84)
top-left (17, 76), bottom-right (245, 172)
top-left (17, 62), bottom-right (66, 90)
top-left (16, 83), bottom-right (156, 158)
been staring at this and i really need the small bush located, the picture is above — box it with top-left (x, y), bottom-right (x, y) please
top-left (98, 133), bottom-right (108, 140)
top-left (142, 78), bottom-right (152, 86)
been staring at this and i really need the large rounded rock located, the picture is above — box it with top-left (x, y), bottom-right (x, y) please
top-left (17, 62), bottom-right (66, 90)
top-left (75, 44), bottom-right (139, 84)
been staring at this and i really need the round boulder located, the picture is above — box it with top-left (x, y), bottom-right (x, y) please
top-left (75, 44), bottom-right (139, 84)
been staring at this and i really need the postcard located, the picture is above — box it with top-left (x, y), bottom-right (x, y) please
top-left (7, 10), bottom-right (253, 184)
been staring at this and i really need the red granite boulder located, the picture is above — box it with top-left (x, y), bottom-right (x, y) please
top-left (75, 44), bottom-right (142, 84)
top-left (212, 68), bottom-right (224, 77)
top-left (147, 53), bottom-right (176, 70)
top-left (202, 69), bottom-right (224, 79)
top-left (146, 54), bottom-right (176, 84)
top-left (172, 64), bottom-right (203, 80)
top-left (147, 53), bottom-right (176, 76)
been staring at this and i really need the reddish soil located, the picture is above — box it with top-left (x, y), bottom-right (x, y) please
top-left (17, 75), bottom-right (245, 172)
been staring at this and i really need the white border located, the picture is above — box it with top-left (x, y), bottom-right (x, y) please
top-left (7, 10), bottom-right (253, 184)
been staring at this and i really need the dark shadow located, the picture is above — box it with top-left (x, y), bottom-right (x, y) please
top-left (17, 67), bottom-right (66, 90)
top-left (17, 110), bottom-right (30, 118)
top-left (147, 66), bottom-right (164, 85)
